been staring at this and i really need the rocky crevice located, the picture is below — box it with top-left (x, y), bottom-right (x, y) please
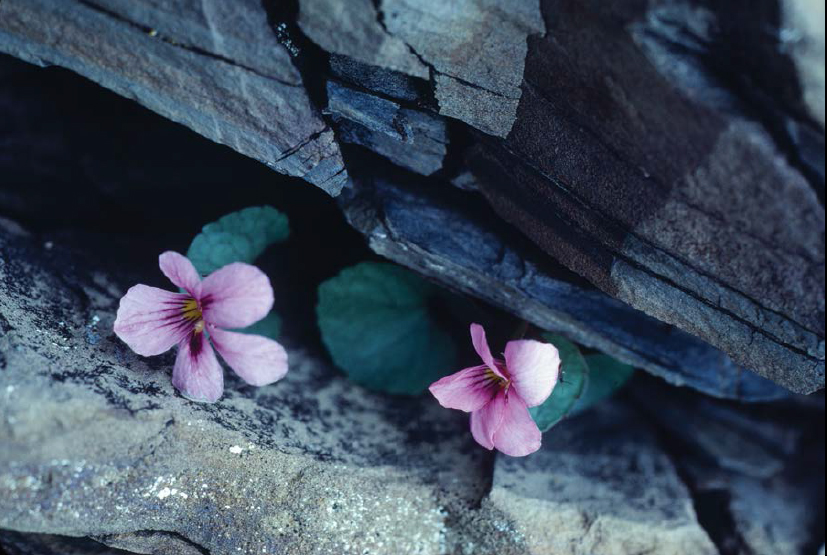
top-left (1, 0), bottom-right (821, 393)
top-left (0, 1), bottom-right (824, 553)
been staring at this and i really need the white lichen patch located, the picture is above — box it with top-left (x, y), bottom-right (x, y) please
top-left (308, 477), bottom-right (447, 554)
top-left (143, 475), bottom-right (188, 502)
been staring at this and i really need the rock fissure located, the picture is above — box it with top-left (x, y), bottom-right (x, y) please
top-left (337, 168), bottom-right (788, 400)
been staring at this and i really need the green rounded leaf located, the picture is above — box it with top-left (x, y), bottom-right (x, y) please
top-left (187, 206), bottom-right (289, 275)
top-left (573, 354), bottom-right (635, 414)
top-left (316, 262), bottom-right (456, 395)
top-left (529, 333), bottom-right (588, 432)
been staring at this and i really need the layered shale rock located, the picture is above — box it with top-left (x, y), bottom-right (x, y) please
top-left (0, 0), bottom-right (822, 395)
top-left (339, 175), bottom-right (787, 401)
top-left (299, 0), bottom-right (544, 137)
top-left (0, 2), bottom-right (825, 551)
top-left (0, 0), bottom-right (348, 194)
top-left (466, 0), bottom-right (825, 394)
top-left (326, 81), bottom-right (448, 176)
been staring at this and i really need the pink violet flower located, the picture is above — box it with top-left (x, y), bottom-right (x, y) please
top-left (113, 251), bottom-right (288, 403)
top-left (429, 323), bottom-right (561, 457)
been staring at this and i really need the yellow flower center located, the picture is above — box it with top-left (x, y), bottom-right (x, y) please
top-left (485, 367), bottom-right (508, 388)
top-left (181, 298), bottom-right (203, 328)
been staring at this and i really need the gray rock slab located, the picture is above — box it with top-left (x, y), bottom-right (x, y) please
top-left (629, 380), bottom-right (806, 479)
top-left (77, 0), bottom-right (301, 85)
top-left (379, 0), bottom-right (545, 137)
top-left (2, 220), bottom-right (820, 556)
top-left (631, 376), bottom-right (824, 555)
top-left (298, 0), bottom-right (429, 79)
top-left (299, 0), bottom-right (544, 137)
top-left (0, 0), bottom-right (348, 195)
top-left (468, 0), bottom-right (825, 394)
top-left (0, 224), bottom-right (498, 554)
top-left (327, 81), bottom-right (447, 175)
top-left (685, 459), bottom-right (821, 555)
top-left (340, 176), bottom-right (788, 401)
top-left (93, 530), bottom-right (208, 554)
top-left (783, 0), bottom-right (826, 128)
top-left (487, 403), bottom-right (717, 554)
top-left (3, 0), bottom-right (820, 398)
top-left (330, 54), bottom-right (427, 103)
top-left (727, 471), bottom-right (820, 555)
top-left (450, 171), bottom-right (481, 192)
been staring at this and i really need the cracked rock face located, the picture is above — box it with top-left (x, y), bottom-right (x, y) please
top-left (326, 81), bottom-right (448, 176)
top-left (0, 220), bottom-right (754, 556)
top-left (0, 530), bottom-right (127, 555)
top-left (0, 0), bottom-right (349, 195)
top-left (488, 403), bottom-right (717, 554)
top-left (340, 176), bottom-right (788, 401)
top-left (630, 378), bottom-right (825, 555)
top-left (0, 0), bottom-right (822, 396)
top-left (298, 0), bottom-right (430, 80)
top-left (377, 0), bottom-right (545, 138)
top-left (300, 0), bottom-right (544, 137)
top-left (1, 27), bottom-right (825, 551)
top-left (468, 0), bottom-right (825, 394)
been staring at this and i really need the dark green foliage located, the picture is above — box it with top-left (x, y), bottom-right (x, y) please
top-left (187, 206), bottom-right (289, 275)
top-left (316, 262), bottom-right (457, 395)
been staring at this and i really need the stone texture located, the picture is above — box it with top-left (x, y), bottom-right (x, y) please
top-left (0, 3), bottom-right (824, 549)
top-left (467, 0), bottom-right (825, 394)
top-left (724, 471), bottom-right (820, 555)
top-left (450, 171), bottom-right (481, 192)
top-left (0, 220), bottom-right (748, 555)
top-left (340, 175), bottom-right (787, 401)
top-left (0, 222), bottom-right (497, 554)
top-left (330, 54), bottom-right (427, 104)
top-left (298, 0), bottom-right (430, 80)
top-left (2, 50), bottom-right (793, 403)
top-left (298, 0), bottom-right (544, 137)
top-left (379, 0), bottom-right (545, 137)
top-left (0, 529), bottom-right (129, 555)
top-left (0, 0), bottom-right (348, 195)
top-left (1, 0), bottom-right (823, 398)
top-left (632, 385), bottom-right (803, 480)
top-left (631, 377), bottom-right (825, 555)
top-left (94, 530), bottom-right (206, 554)
top-left (781, 0), bottom-right (825, 128)
top-left (670, 457), bottom-right (821, 556)
top-left (487, 403), bottom-right (717, 554)
top-left (327, 81), bottom-right (447, 175)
